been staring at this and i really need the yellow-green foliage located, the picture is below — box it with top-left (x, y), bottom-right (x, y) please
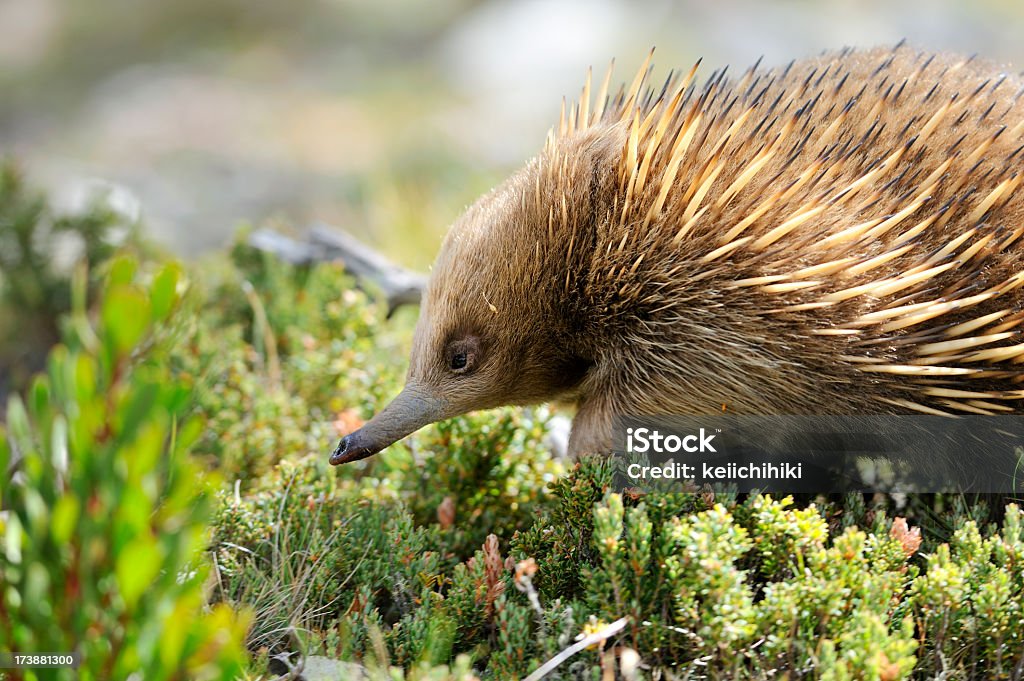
top-left (0, 257), bottom-right (248, 680)
top-left (913, 509), bottom-right (1024, 674)
top-left (509, 487), bottom-right (1021, 679)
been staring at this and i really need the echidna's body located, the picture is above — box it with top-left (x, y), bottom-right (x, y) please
top-left (332, 44), bottom-right (1024, 464)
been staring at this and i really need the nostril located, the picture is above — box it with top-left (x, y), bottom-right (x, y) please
top-left (329, 430), bottom-right (382, 465)
top-left (329, 436), bottom-right (350, 465)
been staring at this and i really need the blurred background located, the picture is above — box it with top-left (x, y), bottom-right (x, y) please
top-left (3, 0), bottom-right (1024, 270)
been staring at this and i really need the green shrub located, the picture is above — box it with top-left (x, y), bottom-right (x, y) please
top-left (755, 511), bottom-right (918, 678)
top-left (912, 508), bottom-right (1024, 677)
top-left (209, 424), bottom-right (561, 674)
top-left (502, 486), bottom-right (1023, 680)
top-left (0, 161), bottom-right (141, 397)
top-left (509, 457), bottom-right (615, 604)
top-left (0, 256), bottom-right (248, 680)
top-left (180, 241), bottom-right (409, 481)
top-left (388, 406), bottom-right (563, 557)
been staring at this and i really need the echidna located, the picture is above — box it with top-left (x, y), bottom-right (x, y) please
top-left (331, 43), bottom-right (1024, 465)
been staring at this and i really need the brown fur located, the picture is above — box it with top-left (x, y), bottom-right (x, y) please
top-left (335, 44), bottom-right (1024, 462)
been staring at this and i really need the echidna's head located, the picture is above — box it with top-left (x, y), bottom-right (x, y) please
top-left (330, 139), bottom-right (609, 465)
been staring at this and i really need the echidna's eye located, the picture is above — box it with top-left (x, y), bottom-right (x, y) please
top-left (445, 337), bottom-right (480, 375)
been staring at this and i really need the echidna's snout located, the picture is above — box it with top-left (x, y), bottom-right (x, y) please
top-left (330, 432), bottom-right (374, 464)
top-left (329, 430), bottom-right (382, 466)
top-left (330, 384), bottom-right (447, 465)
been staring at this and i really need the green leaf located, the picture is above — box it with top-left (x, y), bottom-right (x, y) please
top-left (50, 415), bottom-right (68, 479)
top-left (116, 535), bottom-right (162, 608)
top-left (25, 563), bottom-right (51, 615)
top-left (114, 487), bottom-right (153, 550)
top-left (107, 255), bottom-right (137, 288)
top-left (126, 422), bottom-right (164, 486)
top-left (51, 495), bottom-right (80, 545)
top-left (116, 380), bottom-right (162, 443)
top-left (150, 262), bottom-right (181, 321)
top-left (46, 344), bottom-right (70, 406)
top-left (4, 513), bottom-right (23, 565)
top-left (101, 285), bottom-right (151, 355)
top-left (5, 395), bottom-right (33, 458)
top-left (74, 354), bottom-right (97, 404)
top-left (28, 376), bottom-right (51, 423)
top-left (23, 487), bottom-right (50, 537)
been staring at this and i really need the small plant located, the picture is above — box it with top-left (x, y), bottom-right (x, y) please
top-left (912, 508), bottom-right (1024, 677)
top-left (0, 256), bottom-right (248, 680)
top-left (392, 405), bottom-right (564, 558)
top-left (510, 457), bottom-right (615, 604)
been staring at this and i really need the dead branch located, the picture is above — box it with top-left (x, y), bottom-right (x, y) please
top-left (248, 224), bottom-right (427, 315)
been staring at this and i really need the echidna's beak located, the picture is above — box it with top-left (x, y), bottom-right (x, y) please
top-left (330, 384), bottom-right (447, 465)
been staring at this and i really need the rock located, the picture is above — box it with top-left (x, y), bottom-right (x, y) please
top-left (299, 656), bottom-right (365, 681)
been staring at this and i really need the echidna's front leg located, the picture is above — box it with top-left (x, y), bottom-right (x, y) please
top-left (567, 395), bottom-right (616, 457)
